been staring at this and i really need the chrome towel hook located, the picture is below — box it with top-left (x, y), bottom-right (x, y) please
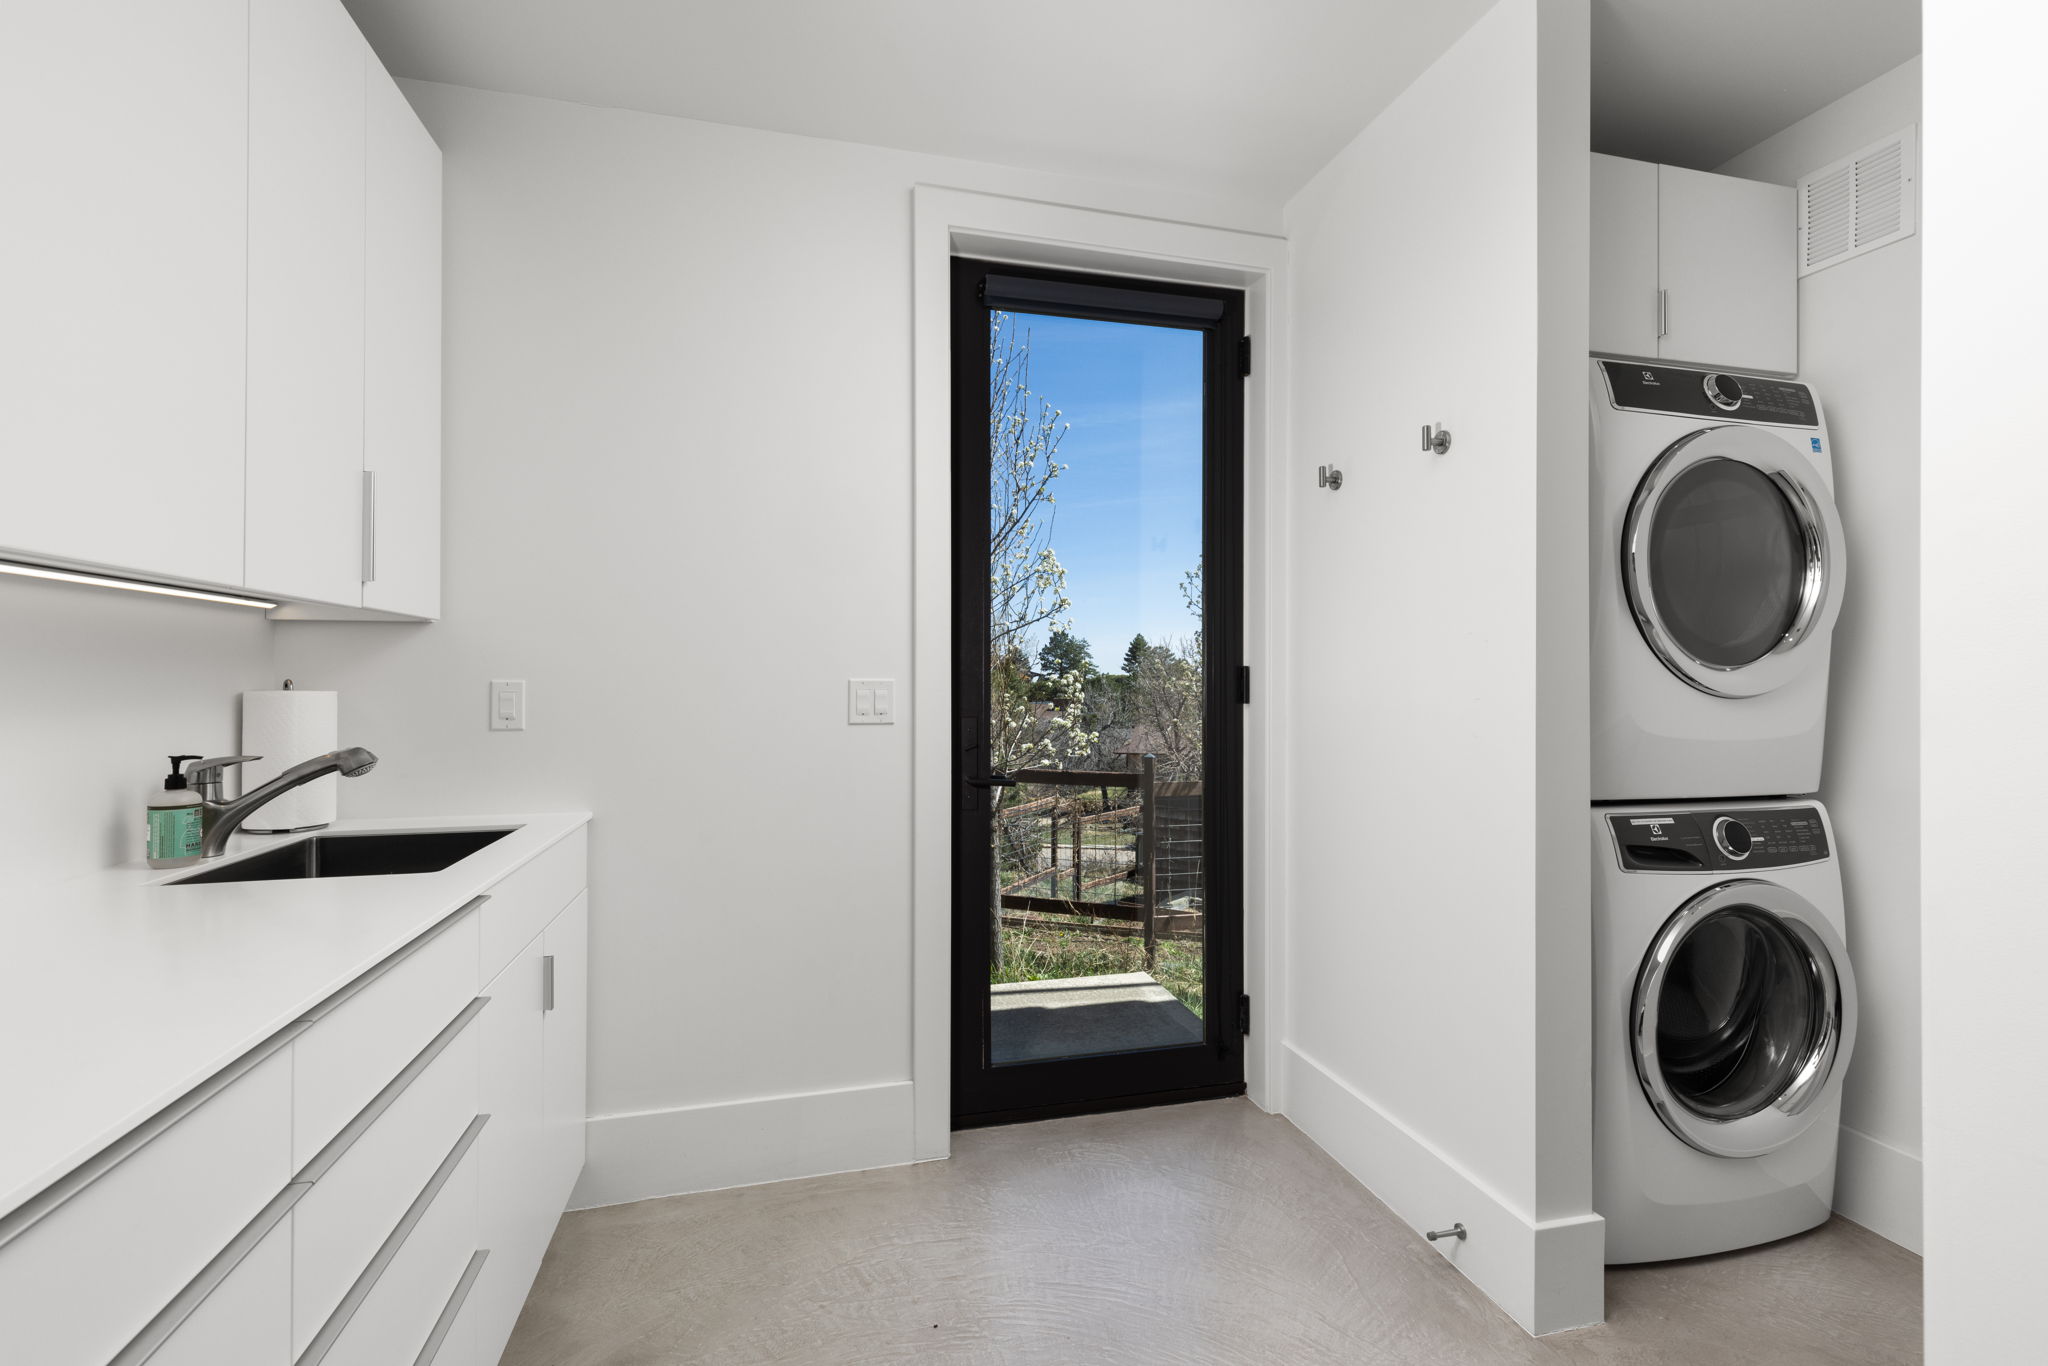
top-left (1317, 464), bottom-right (1344, 491)
top-left (1422, 424), bottom-right (1452, 456)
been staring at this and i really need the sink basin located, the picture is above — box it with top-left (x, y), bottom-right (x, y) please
top-left (170, 829), bottom-right (516, 884)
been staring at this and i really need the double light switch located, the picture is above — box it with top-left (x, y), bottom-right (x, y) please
top-left (847, 679), bottom-right (894, 725)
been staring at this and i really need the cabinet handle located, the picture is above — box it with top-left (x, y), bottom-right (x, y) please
top-left (108, 1182), bottom-right (311, 1366)
top-left (361, 468), bottom-right (378, 583)
top-left (542, 954), bottom-right (556, 1012)
top-left (415, 1250), bottom-right (490, 1366)
top-left (299, 895), bottom-right (487, 1024)
top-left (1657, 288), bottom-right (1669, 339)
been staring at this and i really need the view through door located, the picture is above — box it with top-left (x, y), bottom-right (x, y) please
top-left (951, 259), bottom-right (1245, 1126)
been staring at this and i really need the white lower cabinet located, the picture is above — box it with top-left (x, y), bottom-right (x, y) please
top-left (145, 1208), bottom-right (294, 1366)
top-left (4, 828), bottom-right (588, 1366)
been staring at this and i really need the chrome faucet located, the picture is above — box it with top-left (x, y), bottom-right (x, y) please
top-left (193, 747), bottom-right (380, 858)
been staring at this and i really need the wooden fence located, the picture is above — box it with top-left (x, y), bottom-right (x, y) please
top-left (993, 755), bottom-right (1202, 968)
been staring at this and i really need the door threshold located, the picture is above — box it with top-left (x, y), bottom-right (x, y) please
top-left (953, 1080), bottom-right (1246, 1132)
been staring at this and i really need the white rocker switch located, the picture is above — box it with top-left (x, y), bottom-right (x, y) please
top-left (490, 678), bottom-right (526, 731)
top-left (848, 678), bottom-right (894, 725)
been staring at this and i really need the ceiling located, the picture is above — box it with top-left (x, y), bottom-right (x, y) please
top-left (342, 0), bottom-right (1920, 203)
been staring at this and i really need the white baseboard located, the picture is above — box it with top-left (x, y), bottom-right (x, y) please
top-left (570, 1079), bottom-right (916, 1210)
top-left (1835, 1124), bottom-right (1923, 1253)
top-left (1282, 1043), bottom-right (1604, 1336)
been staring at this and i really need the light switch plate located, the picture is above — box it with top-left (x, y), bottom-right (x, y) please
top-left (847, 678), bottom-right (894, 725)
top-left (490, 678), bottom-right (526, 731)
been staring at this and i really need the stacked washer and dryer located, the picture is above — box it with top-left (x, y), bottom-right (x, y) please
top-left (1589, 359), bottom-right (1859, 1263)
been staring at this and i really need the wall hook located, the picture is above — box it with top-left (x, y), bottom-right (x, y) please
top-left (1422, 424), bottom-right (1452, 456)
top-left (1425, 1223), bottom-right (1467, 1242)
top-left (1317, 464), bottom-right (1344, 491)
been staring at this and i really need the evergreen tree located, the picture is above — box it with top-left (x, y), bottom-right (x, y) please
top-left (1036, 629), bottom-right (1096, 680)
top-left (1121, 633), bottom-right (1151, 674)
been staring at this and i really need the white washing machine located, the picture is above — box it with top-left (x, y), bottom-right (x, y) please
top-left (1593, 799), bottom-right (1858, 1263)
top-left (1590, 360), bottom-right (1848, 801)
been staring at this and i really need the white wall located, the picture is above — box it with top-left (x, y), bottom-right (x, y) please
top-left (1921, 8), bottom-right (2048, 1361)
top-left (272, 79), bottom-right (1281, 1208)
top-left (1279, 0), bottom-right (1596, 1335)
top-left (0, 577), bottom-right (276, 890)
top-left (1718, 57), bottom-right (1923, 1254)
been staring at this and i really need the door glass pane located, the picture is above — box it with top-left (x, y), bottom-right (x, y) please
top-left (1656, 908), bottom-right (1823, 1119)
top-left (983, 309), bottom-right (1207, 1065)
top-left (1647, 457), bottom-right (1805, 667)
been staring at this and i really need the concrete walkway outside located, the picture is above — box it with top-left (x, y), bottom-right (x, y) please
top-left (988, 971), bottom-right (1203, 1064)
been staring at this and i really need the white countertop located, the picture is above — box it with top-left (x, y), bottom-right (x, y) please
top-left (0, 810), bottom-right (591, 1224)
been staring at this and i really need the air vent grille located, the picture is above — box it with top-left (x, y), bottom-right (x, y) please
top-left (1798, 126), bottom-right (1916, 276)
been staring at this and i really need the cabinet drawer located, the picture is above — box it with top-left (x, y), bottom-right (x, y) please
top-left (295, 904), bottom-right (480, 1169)
top-left (480, 829), bottom-right (585, 983)
top-left (0, 1045), bottom-right (292, 1366)
top-left (126, 1197), bottom-right (296, 1366)
top-left (305, 1119), bottom-right (482, 1366)
top-left (294, 1001), bottom-right (483, 1357)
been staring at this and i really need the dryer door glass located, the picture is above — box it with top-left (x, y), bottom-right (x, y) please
top-left (1646, 458), bottom-right (1805, 668)
top-left (1656, 906), bottom-right (1826, 1119)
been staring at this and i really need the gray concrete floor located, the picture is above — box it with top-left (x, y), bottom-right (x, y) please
top-left (504, 1098), bottom-right (1922, 1365)
top-left (989, 972), bottom-right (1204, 1065)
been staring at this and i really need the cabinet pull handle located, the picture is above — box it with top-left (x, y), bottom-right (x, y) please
top-left (108, 1182), bottom-right (311, 1366)
top-left (414, 1249), bottom-right (491, 1366)
top-left (298, 895), bottom-right (487, 1024)
top-left (1657, 288), bottom-right (1669, 338)
top-left (361, 468), bottom-right (378, 583)
top-left (300, 1116), bottom-right (489, 1366)
top-left (542, 954), bottom-right (556, 1012)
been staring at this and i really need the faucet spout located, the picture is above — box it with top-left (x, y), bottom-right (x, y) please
top-left (202, 747), bottom-right (379, 858)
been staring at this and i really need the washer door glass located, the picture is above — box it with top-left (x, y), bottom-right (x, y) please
top-left (1633, 880), bottom-right (1857, 1158)
top-left (1647, 459), bottom-right (1805, 669)
top-left (1622, 425), bottom-right (1846, 699)
top-left (1657, 906), bottom-right (1822, 1119)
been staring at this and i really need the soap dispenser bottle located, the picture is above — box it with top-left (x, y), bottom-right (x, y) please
top-left (147, 755), bottom-right (205, 869)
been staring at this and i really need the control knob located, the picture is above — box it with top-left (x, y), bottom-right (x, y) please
top-left (1704, 372), bottom-right (1745, 411)
top-left (1712, 816), bottom-right (1753, 861)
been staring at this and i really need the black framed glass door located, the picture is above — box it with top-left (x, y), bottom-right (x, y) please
top-left (949, 258), bottom-right (1246, 1127)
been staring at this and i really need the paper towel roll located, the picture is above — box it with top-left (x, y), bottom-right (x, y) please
top-left (240, 689), bottom-right (340, 831)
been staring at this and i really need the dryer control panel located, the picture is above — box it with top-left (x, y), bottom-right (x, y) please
top-left (1609, 806), bottom-right (1829, 872)
top-left (1600, 361), bottom-right (1820, 427)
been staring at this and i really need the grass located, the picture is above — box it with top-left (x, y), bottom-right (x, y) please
top-left (989, 923), bottom-right (1204, 1016)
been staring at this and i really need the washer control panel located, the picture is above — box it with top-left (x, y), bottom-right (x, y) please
top-left (1600, 361), bottom-right (1820, 427)
top-left (1610, 806), bottom-right (1829, 872)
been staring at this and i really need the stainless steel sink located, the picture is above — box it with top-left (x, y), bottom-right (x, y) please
top-left (170, 829), bottom-right (515, 884)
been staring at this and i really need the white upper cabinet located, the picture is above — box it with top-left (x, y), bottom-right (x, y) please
top-left (0, 2), bottom-right (250, 587)
top-left (246, 0), bottom-right (369, 607)
top-left (1591, 153), bottom-right (1798, 375)
top-left (363, 64), bottom-right (445, 620)
top-left (1, 0), bottom-right (439, 618)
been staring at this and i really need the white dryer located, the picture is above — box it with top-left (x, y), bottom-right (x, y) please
top-left (1593, 799), bottom-right (1858, 1263)
top-left (1590, 360), bottom-right (1847, 800)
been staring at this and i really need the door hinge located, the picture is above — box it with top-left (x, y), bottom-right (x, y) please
top-left (1237, 994), bottom-right (1252, 1037)
top-left (1238, 665), bottom-right (1252, 704)
top-left (1238, 334), bottom-right (1253, 377)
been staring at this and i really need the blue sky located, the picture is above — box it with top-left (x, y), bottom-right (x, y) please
top-left (1005, 311), bottom-right (1204, 671)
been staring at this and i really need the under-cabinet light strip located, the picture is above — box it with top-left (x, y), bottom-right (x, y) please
top-left (0, 559), bottom-right (277, 609)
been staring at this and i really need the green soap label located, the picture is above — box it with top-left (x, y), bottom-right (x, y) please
top-left (147, 806), bottom-right (202, 862)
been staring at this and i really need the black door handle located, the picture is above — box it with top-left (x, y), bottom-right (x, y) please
top-left (965, 771), bottom-right (1018, 789)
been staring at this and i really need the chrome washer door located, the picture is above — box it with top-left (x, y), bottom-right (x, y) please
top-left (1623, 426), bottom-right (1846, 698)
top-left (1632, 879), bottom-right (1858, 1158)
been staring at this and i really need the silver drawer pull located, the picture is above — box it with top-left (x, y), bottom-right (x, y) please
top-left (542, 954), bottom-right (556, 1012)
top-left (295, 996), bottom-right (489, 1185)
top-left (299, 1115), bottom-right (490, 1366)
top-left (413, 1249), bottom-right (489, 1366)
top-left (109, 1182), bottom-right (310, 1365)
top-left (299, 895), bottom-right (488, 1024)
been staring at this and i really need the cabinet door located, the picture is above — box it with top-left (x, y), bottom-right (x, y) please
top-left (1657, 164), bottom-right (1798, 374)
top-left (362, 64), bottom-right (443, 619)
top-left (246, 0), bottom-right (367, 605)
top-left (473, 937), bottom-right (548, 1366)
top-left (1589, 153), bottom-right (1660, 362)
top-left (0, 2), bottom-right (248, 586)
top-left (542, 892), bottom-right (590, 1209)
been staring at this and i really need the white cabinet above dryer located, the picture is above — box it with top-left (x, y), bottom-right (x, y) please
top-left (1591, 153), bottom-right (1798, 375)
